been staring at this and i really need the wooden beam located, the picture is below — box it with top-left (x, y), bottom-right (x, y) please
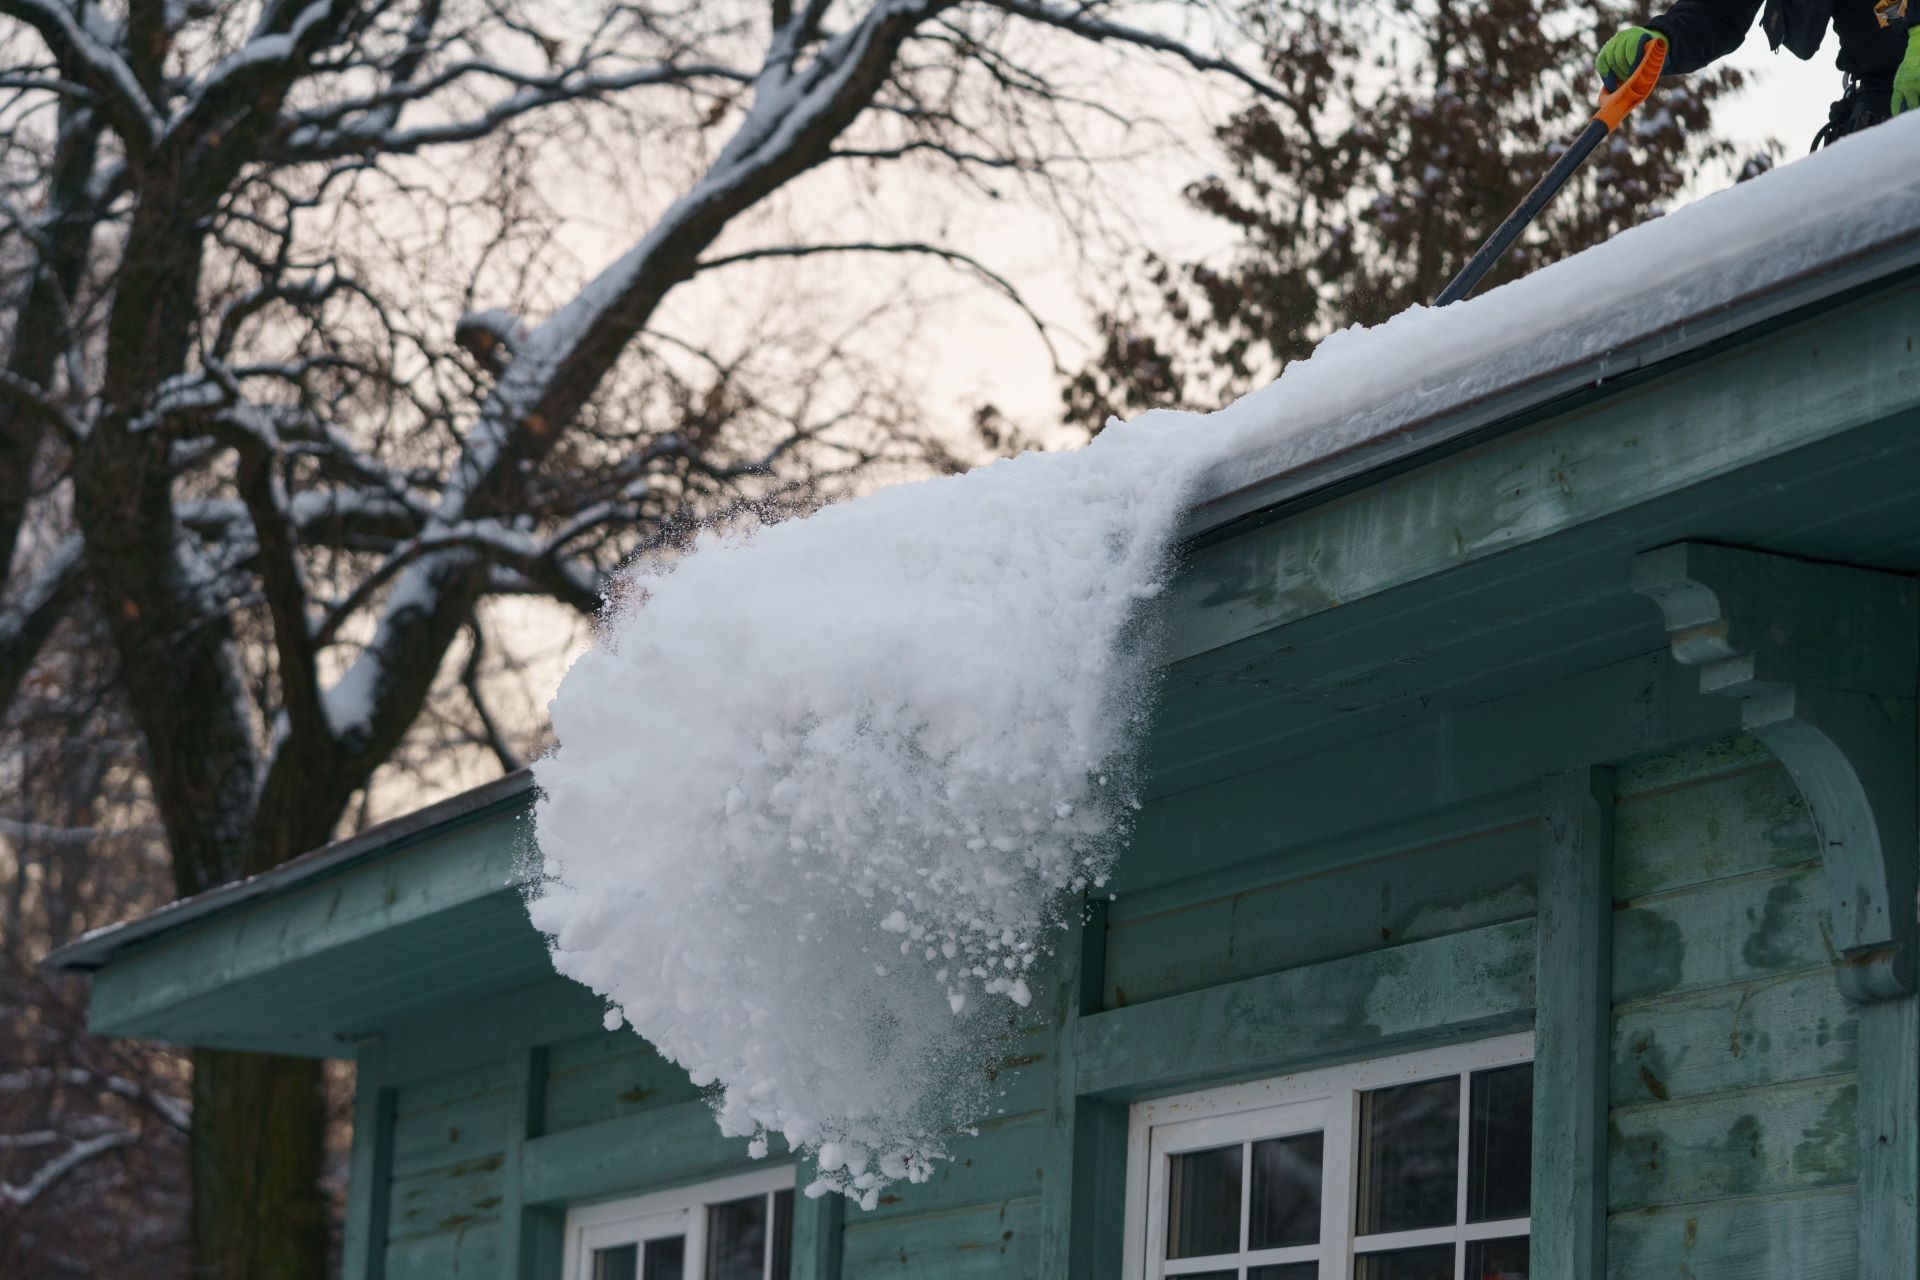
top-left (1531, 768), bottom-right (1613, 1279)
top-left (498, 1046), bottom-right (562, 1280)
top-left (1857, 995), bottom-right (1919, 1280)
top-left (790, 1176), bottom-right (844, 1280)
top-left (518, 1100), bottom-right (762, 1208)
top-left (341, 1038), bottom-right (396, 1280)
top-left (1038, 899), bottom-right (1127, 1279)
top-left (1073, 918), bottom-right (1536, 1099)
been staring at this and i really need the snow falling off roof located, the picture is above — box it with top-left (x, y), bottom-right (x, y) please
top-left (528, 117), bottom-right (1920, 1205)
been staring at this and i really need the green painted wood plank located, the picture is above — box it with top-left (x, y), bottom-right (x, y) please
top-left (384, 1222), bottom-right (502, 1280)
top-left (386, 1156), bottom-right (507, 1242)
top-left (342, 1040), bottom-right (395, 1280)
top-left (1612, 862), bottom-right (1834, 1004)
top-left (87, 809), bottom-right (528, 1038)
top-left (1606, 1187), bottom-right (1858, 1280)
top-left (1611, 970), bottom-right (1857, 1107)
top-left (381, 978), bottom-right (605, 1086)
top-left (517, 1098), bottom-right (761, 1208)
top-left (1855, 993), bottom-right (1918, 1280)
top-left (390, 1098), bottom-right (510, 1183)
top-left (1609, 1075), bottom-right (1859, 1211)
top-left (840, 1195), bottom-right (1041, 1278)
top-left (1127, 654), bottom-right (1736, 898)
top-left (866, 1111), bottom-right (1048, 1220)
top-left (1074, 918), bottom-right (1535, 1098)
top-left (1105, 818), bottom-right (1536, 1008)
top-left (1532, 768), bottom-right (1613, 1280)
top-left (496, 1047), bottom-right (559, 1280)
top-left (1613, 734), bottom-right (1780, 797)
top-left (1162, 284), bottom-right (1920, 665)
top-left (790, 1174), bottom-right (845, 1280)
top-left (389, 1066), bottom-right (511, 1180)
top-left (1037, 900), bottom-right (1126, 1280)
top-left (541, 1033), bottom-right (703, 1134)
top-left (1613, 762), bottom-right (1816, 900)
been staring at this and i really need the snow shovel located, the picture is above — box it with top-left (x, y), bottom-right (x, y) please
top-left (1434, 37), bottom-right (1669, 306)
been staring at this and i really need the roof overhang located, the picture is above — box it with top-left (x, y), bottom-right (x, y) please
top-left (44, 770), bottom-right (550, 1056)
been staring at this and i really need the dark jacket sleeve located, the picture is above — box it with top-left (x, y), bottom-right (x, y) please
top-left (1643, 0), bottom-right (1766, 72)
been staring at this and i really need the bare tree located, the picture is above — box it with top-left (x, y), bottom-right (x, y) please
top-left (0, 0), bottom-right (1279, 1273)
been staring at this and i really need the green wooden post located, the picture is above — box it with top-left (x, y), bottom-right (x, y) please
top-left (1040, 897), bottom-right (1128, 1279)
top-left (789, 1166), bottom-right (844, 1280)
top-left (1531, 768), bottom-right (1612, 1279)
top-left (1856, 994), bottom-right (1918, 1280)
top-left (341, 1038), bottom-right (396, 1280)
top-left (501, 1046), bottom-right (563, 1280)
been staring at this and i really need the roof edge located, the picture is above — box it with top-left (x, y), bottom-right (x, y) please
top-left (1181, 203), bottom-right (1920, 548)
top-left (44, 768), bottom-right (536, 973)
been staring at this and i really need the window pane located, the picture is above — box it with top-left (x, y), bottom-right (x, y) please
top-left (1358, 1077), bottom-right (1459, 1234)
top-left (707, 1194), bottom-right (770, 1280)
top-left (1249, 1265), bottom-right (1319, 1280)
top-left (1356, 1243), bottom-right (1454, 1280)
top-left (593, 1244), bottom-right (638, 1280)
top-left (770, 1189), bottom-right (794, 1280)
top-left (1175, 1272), bottom-right (1239, 1280)
top-left (1466, 1235), bottom-right (1529, 1280)
top-left (642, 1236), bottom-right (684, 1280)
top-left (1467, 1064), bottom-right (1532, 1223)
top-left (1167, 1143), bottom-right (1242, 1258)
top-left (1249, 1131), bottom-right (1323, 1249)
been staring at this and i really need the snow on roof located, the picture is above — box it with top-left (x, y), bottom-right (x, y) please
top-left (1180, 113), bottom-right (1920, 533)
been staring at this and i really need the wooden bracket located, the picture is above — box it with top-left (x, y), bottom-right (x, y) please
top-left (1633, 542), bottom-right (1919, 1003)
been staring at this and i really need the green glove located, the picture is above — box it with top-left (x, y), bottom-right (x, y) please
top-left (1597, 26), bottom-right (1669, 89)
top-left (1895, 28), bottom-right (1920, 114)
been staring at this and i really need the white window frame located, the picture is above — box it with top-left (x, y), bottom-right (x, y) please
top-left (561, 1165), bottom-right (797, 1280)
top-left (1125, 1031), bottom-right (1534, 1280)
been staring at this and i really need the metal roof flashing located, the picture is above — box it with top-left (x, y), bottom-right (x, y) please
top-left (42, 769), bottom-right (535, 974)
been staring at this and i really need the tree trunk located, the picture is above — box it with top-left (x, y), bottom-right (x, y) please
top-left (189, 1048), bottom-right (328, 1280)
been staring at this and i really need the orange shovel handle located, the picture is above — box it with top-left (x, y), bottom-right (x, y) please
top-left (1596, 37), bottom-right (1667, 131)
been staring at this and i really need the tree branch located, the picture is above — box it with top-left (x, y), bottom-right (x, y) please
top-left (0, 0), bottom-right (159, 149)
top-left (695, 239), bottom-right (1060, 370)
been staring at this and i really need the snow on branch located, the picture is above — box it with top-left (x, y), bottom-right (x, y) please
top-left (0, 1129), bottom-right (135, 1208)
top-left (0, 1066), bottom-right (191, 1132)
top-left (279, 59), bottom-right (756, 160)
top-left (0, 535), bottom-right (84, 713)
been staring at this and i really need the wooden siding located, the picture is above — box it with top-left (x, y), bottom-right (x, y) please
top-left (1606, 736), bottom-right (1860, 1279)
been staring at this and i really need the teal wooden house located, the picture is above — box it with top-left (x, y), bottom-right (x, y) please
top-left (47, 192), bottom-right (1920, 1280)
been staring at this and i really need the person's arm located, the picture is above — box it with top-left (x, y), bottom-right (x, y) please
top-left (1641, 0), bottom-right (1765, 72)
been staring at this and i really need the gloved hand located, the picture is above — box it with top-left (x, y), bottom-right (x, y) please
top-left (1895, 28), bottom-right (1920, 114)
top-left (1597, 26), bottom-right (1669, 91)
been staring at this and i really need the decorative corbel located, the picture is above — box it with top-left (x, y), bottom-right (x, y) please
top-left (1633, 542), bottom-right (1919, 1003)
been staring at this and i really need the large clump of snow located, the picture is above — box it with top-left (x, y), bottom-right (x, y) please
top-left (529, 117), bottom-right (1920, 1205)
top-left (528, 420), bottom-right (1204, 1204)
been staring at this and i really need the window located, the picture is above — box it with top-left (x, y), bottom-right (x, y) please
top-left (562, 1167), bottom-right (796, 1280)
top-left (1128, 1034), bottom-right (1533, 1280)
